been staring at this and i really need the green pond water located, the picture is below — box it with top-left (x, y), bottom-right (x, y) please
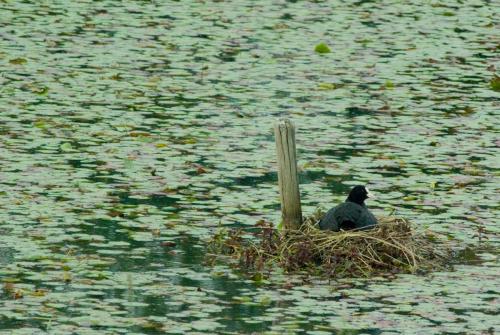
top-left (0, 0), bottom-right (498, 334)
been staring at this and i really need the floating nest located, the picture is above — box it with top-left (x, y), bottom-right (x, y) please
top-left (207, 210), bottom-right (452, 278)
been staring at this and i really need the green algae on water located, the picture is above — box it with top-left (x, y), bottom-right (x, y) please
top-left (314, 43), bottom-right (331, 54)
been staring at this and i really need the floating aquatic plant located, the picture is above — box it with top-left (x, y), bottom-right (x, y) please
top-left (317, 82), bottom-right (337, 90)
top-left (314, 43), bottom-right (331, 54)
top-left (489, 75), bottom-right (500, 92)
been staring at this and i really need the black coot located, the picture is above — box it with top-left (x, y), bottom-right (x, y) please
top-left (319, 185), bottom-right (378, 231)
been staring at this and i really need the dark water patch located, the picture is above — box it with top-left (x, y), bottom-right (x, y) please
top-left (354, 0), bottom-right (376, 5)
top-left (142, 110), bottom-right (181, 120)
top-left (467, 155), bottom-right (486, 163)
top-left (318, 109), bottom-right (339, 116)
top-left (361, 21), bottom-right (380, 28)
top-left (299, 170), bottom-right (329, 184)
top-left (375, 169), bottom-right (408, 178)
top-left (232, 172), bottom-right (277, 187)
top-left (87, 172), bottom-right (125, 185)
top-left (67, 159), bottom-right (108, 169)
top-left (294, 95), bottom-right (312, 103)
top-left (374, 164), bottom-right (407, 175)
top-left (400, 204), bottom-right (448, 215)
top-left (82, 218), bottom-right (133, 244)
top-left (262, 202), bottom-right (281, 211)
top-left (419, 167), bottom-right (454, 175)
top-left (317, 147), bottom-right (367, 161)
top-left (217, 49), bottom-right (241, 62)
top-left (138, 61), bottom-right (172, 73)
top-left (274, 90), bottom-right (290, 98)
top-left (152, 94), bottom-right (200, 108)
top-left (111, 191), bottom-right (177, 209)
top-left (0, 247), bottom-right (14, 265)
top-left (323, 177), bottom-right (353, 196)
top-left (0, 318), bottom-right (47, 333)
top-left (451, 246), bottom-right (496, 266)
top-left (345, 107), bottom-right (378, 117)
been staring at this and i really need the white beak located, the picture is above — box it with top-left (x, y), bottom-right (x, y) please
top-left (366, 188), bottom-right (375, 199)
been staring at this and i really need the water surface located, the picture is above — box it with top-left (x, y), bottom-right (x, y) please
top-left (0, 1), bottom-right (498, 334)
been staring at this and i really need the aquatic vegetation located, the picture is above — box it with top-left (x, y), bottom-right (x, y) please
top-left (489, 75), bottom-right (500, 92)
top-left (207, 211), bottom-right (451, 279)
top-left (314, 43), bottom-right (331, 54)
top-left (0, 0), bottom-right (498, 333)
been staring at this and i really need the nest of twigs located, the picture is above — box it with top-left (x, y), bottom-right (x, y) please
top-left (207, 210), bottom-right (451, 278)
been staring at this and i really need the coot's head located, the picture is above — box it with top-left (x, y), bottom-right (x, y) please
top-left (346, 185), bottom-right (373, 205)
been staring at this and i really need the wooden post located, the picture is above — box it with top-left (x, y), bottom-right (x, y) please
top-left (274, 119), bottom-right (302, 230)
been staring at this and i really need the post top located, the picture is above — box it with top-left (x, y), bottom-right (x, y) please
top-left (275, 118), bottom-right (295, 130)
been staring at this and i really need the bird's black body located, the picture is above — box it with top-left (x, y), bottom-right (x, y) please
top-left (319, 185), bottom-right (378, 231)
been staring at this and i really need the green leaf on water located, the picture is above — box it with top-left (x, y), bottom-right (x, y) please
top-left (124, 158), bottom-right (134, 169)
top-left (155, 143), bottom-right (168, 148)
top-left (9, 58), bottom-right (27, 65)
top-left (33, 86), bottom-right (49, 95)
top-left (60, 143), bottom-right (73, 152)
top-left (489, 75), bottom-right (500, 92)
top-left (252, 272), bottom-right (263, 283)
top-left (259, 296), bottom-right (272, 306)
top-left (34, 120), bottom-right (47, 129)
top-left (277, 220), bottom-right (283, 231)
top-left (191, 320), bottom-right (222, 331)
top-left (110, 73), bottom-right (123, 80)
top-left (233, 296), bottom-right (252, 303)
top-left (314, 43), bottom-right (331, 54)
top-left (317, 83), bottom-right (337, 90)
top-left (385, 80), bottom-right (395, 89)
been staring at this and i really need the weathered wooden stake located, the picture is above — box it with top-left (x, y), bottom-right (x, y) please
top-left (274, 119), bottom-right (302, 230)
